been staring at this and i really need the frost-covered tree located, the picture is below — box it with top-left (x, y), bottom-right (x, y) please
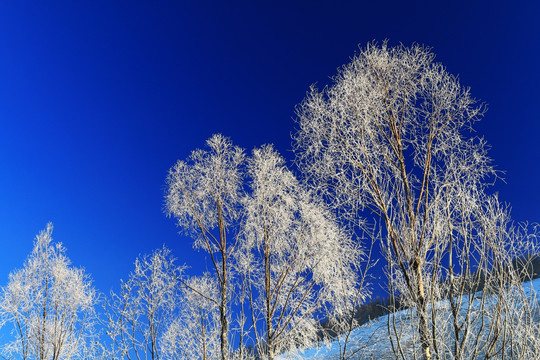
top-left (294, 42), bottom-right (539, 359)
top-left (105, 246), bottom-right (182, 360)
top-left (0, 223), bottom-right (99, 360)
top-left (165, 134), bottom-right (245, 360)
top-left (383, 195), bottom-right (540, 360)
top-left (237, 145), bottom-right (361, 359)
top-left (161, 273), bottom-right (220, 360)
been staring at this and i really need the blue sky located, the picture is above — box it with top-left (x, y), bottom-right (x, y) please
top-left (0, 1), bottom-right (538, 294)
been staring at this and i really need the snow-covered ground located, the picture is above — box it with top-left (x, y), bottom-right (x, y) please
top-left (277, 278), bottom-right (540, 360)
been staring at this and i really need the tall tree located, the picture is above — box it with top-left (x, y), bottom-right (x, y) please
top-left (165, 134), bottom-right (245, 360)
top-left (293, 42), bottom-right (539, 359)
top-left (0, 223), bottom-right (99, 360)
top-left (236, 145), bottom-right (361, 359)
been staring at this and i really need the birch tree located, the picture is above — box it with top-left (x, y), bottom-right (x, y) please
top-left (384, 194), bottom-right (540, 360)
top-left (105, 246), bottom-right (181, 360)
top-left (237, 145), bottom-right (362, 359)
top-left (293, 42), bottom-right (539, 359)
top-left (165, 134), bottom-right (245, 360)
top-left (0, 223), bottom-right (99, 360)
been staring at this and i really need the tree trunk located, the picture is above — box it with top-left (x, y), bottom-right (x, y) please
top-left (416, 266), bottom-right (432, 360)
top-left (218, 204), bottom-right (229, 360)
top-left (220, 266), bottom-right (229, 360)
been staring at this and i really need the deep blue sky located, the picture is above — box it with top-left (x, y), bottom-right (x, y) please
top-left (0, 1), bottom-right (538, 294)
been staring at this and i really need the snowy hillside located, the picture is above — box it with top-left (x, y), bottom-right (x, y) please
top-left (277, 278), bottom-right (540, 360)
